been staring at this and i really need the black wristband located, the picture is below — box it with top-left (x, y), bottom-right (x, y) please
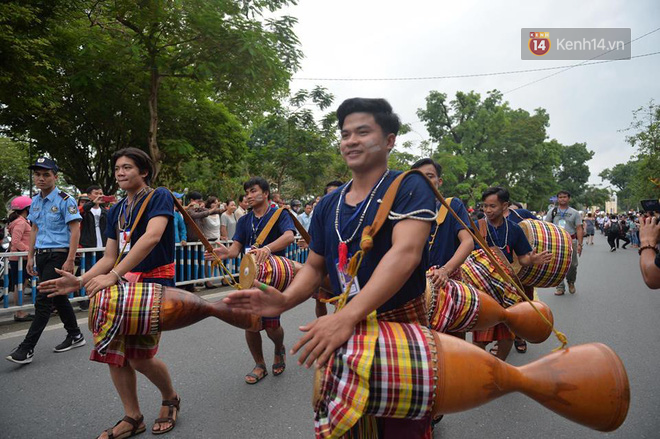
top-left (638, 245), bottom-right (659, 256)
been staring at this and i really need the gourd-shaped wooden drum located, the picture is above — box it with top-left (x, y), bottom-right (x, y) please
top-left (313, 321), bottom-right (629, 435)
top-left (513, 219), bottom-right (574, 288)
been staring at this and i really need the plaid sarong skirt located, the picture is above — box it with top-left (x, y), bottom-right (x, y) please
top-left (461, 249), bottom-right (520, 308)
top-left (516, 220), bottom-right (573, 288)
top-left (88, 282), bottom-right (162, 354)
top-left (88, 282), bottom-right (162, 366)
top-left (314, 296), bottom-right (435, 438)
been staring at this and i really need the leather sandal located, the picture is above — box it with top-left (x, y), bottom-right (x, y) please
top-left (245, 363), bottom-right (268, 384)
top-left (272, 347), bottom-right (286, 376)
top-left (102, 415), bottom-right (145, 439)
top-left (514, 339), bottom-right (528, 354)
top-left (152, 396), bottom-right (180, 435)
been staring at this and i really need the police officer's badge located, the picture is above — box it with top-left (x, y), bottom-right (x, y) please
top-left (37, 158), bottom-right (45, 163)
top-left (51, 206), bottom-right (59, 213)
top-left (68, 206), bottom-right (77, 214)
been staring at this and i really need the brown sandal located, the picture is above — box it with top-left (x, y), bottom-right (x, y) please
top-left (102, 415), bottom-right (145, 439)
top-left (152, 396), bottom-right (180, 435)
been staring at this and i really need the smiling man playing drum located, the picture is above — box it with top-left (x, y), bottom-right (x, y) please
top-left (467, 187), bottom-right (552, 360)
top-left (225, 98), bottom-right (437, 438)
top-left (39, 148), bottom-right (181, 438)
top-left (211, 177), bottom-right (296, 384)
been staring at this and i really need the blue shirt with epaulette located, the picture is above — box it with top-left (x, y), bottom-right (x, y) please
top-left (27, 188), bottom-right (82, 249)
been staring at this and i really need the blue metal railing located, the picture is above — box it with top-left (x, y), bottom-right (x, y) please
top-left (0, 238), bottom-right (309, 314)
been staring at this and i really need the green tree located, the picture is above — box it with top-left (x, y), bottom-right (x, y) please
top-left (599, 161), bottom-right (640, 210)
top-left (0, 138), bottom-right (31, 217)
top-left (579, 185), bottom-right (611, 211)
top-left (85, 0), bottom-right (302, 177)
top-left (417, 90), bottom-right (563, 209)
top-left (555, 142), bottom-right (594, 202)
top-left (246, 86), bottom-right (342, 199)
top-left (0, 0), bottom-right (302, 191)
top-left (600, 101), bottom-right (660, 210)
top-left (625, 101), bottom-right (660, 201)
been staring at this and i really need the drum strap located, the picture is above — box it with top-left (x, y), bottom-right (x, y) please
top-left (169, 191), bottom-right (240, 288)
top-left (428, 197), bottom-right (453, 250)
top-left (113, 190), bottom-right (157, 269)
top-left (435, 197), bottom-right (453, 225)
top-left (340, 170), bottom-right (566, 349)
top-left (254, 207), bottom-right (312, 248)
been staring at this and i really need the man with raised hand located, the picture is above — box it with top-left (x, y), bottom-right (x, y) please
top-left (39, 148), bottom-right (181, 438)
top-left (224, 98), bottom-right (437, 437)
top-left (211, 177), bottom-right (295, 384)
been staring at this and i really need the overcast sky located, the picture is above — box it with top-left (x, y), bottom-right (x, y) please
top-left (283, 0), bottom-right (660, 187)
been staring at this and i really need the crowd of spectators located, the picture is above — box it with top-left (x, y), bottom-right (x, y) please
top-left (3, 181), bottom-right (658, 306)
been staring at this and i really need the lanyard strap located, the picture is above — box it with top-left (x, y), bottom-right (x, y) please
top-left (113, 190), bottom-right (157, 268)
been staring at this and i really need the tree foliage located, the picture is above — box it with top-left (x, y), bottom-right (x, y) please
top-left (0, 0), bottom-right (301, 193)
top-left (246, 86), bottom-right (346, 199)
top-left (555, 142), bottom-right (594, 202)
top-left (0, 138), bottom-right (30, 217)
top-left (580, 185), bottom-right (611, 210)
top-left (600, 101), bottom-right (660, 210)
top-left (416, 90), bottom-right (587, 210)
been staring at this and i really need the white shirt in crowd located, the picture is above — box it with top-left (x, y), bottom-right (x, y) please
top-left (202, 214), bottom-right (221, 241)
top-left (91, 206), bottom-right (103, 247)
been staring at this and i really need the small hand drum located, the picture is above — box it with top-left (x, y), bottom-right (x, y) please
top-left (238, 253), bottom-right (298, 291)
top-left (239, 253), bottom-right (258, 289)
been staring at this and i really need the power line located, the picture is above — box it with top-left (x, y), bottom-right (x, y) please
top-left (504, 26), bottom-right (660, 94)
top-left (292, 51), bottom-right (659, 82)
top-left (402, 50), bottom-right (659, 128)
top-left (501, 51), bottom-right (659, 94)
top-left (292, 27), bottom-right (660, 83)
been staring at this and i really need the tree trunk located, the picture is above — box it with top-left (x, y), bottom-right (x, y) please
top-left (148, 67), bottom-right (162, 182)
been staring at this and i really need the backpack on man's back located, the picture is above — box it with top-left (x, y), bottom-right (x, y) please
top-left (608, 221), bottom-right (620, 236)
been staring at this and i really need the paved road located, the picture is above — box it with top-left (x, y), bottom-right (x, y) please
top-left (0, 233), bottom-right (658, 438)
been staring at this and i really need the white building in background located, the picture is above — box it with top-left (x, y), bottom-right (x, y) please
top-left (605, 193), bottom-right (618, 214)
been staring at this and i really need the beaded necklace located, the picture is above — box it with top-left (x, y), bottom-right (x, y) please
top-left (118, 186), bottom-right (151, 232)
top-left (486, 218), bottom-right (509, 252)
top-left (335, 169), bottom-right (389, 272)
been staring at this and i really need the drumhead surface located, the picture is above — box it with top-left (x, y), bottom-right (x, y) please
top-left (239, 254), bottom-right (257, 289)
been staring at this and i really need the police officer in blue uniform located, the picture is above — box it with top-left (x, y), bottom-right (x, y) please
top-left (6, 157), bottom-right (86, 364)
